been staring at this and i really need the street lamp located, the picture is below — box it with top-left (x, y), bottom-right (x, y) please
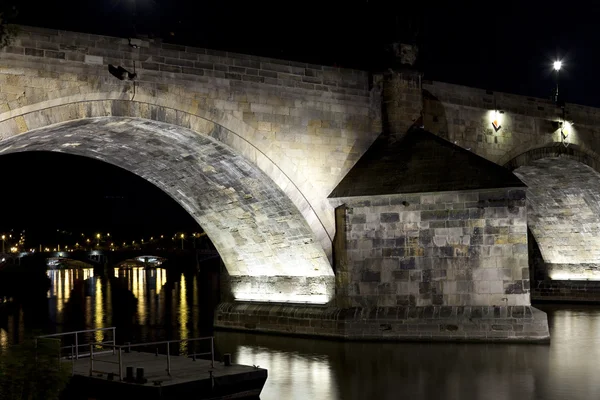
top-left (1, 235), bottom-right (5, 254)
top-left (180, 233), bottom-right (185, 250)
top-left (553, 60), bottom-right (562, 104)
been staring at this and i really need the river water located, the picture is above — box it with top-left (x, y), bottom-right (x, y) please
top-left (1, 267), bottom-right (600, 400)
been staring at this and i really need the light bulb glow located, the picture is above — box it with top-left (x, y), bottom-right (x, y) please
top-left (553, 60), bottom-right (562, 71)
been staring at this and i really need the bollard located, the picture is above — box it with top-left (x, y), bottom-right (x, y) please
top-left (125, 366), bottom-right (134, 382)
top-left (223, 353), bottom-right (232, 367)
top-left (136, 367), bottom-right (147, 384)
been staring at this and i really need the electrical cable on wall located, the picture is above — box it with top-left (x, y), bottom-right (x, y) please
top-left (131, 60), bottom-right (137, 102)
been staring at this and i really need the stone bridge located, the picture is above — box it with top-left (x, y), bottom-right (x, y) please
top-left (3, 25), bottom-right (600, 341)
top-left (27, 248), bottom-right (216, 268)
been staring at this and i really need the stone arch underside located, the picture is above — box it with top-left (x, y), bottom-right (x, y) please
top-left (0, 95), bottom-right (335, 263)
top-left (514, 157), bottom-right (600, 280)
top-left (0, 116), bottom-right (334, 303)
top-left (503, 142), bottom-right (600, 173)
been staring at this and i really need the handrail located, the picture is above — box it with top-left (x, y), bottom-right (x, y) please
top-left (36, 327), bottom-right (116, 360)
top-left (34, 337), bottom-right (62, 370)
top-left (89, 336), bottom-right (215, 381)
top-left (36, 328), bottom-right (215, 381)
top-left (117, 336), bottom-right (214, 349)
top-left (37, 327), bottom-right (116, 338)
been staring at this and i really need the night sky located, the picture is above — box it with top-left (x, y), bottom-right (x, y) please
top-left (0, 151), bottom-right (199, 248)
top-left (1, 1), bottom-right (599, 245)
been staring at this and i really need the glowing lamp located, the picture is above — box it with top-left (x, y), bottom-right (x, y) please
top-left (490, 109), bottom-right (503, 132)
top-left (553, 60), bottom-right (562, 71)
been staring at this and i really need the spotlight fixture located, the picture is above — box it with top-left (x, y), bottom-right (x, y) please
top-left (108, 64), bottom-right (137, 81)
top-left (491, 110), bottom-right (503, 132)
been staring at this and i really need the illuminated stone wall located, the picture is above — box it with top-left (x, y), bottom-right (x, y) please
top-left (0, 25), bottom-right (381, 261)
top-left (332, 188), bottom-right (530, 308)
top-left (0, 117), bottom-right (334, 303)
top-left (514, 157), bottom-right (600, 280)
top-left (421, 81), bottom-right (600, 168)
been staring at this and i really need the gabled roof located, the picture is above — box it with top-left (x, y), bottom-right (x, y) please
top-left (328, 128), bottom-right (525, 198)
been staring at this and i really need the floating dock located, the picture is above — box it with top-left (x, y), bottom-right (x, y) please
top-left (37, 327), bottom-right (267, 400)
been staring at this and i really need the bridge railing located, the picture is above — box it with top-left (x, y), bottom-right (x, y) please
top-left (88, 336), bottom-right (215, 380)
top-left (36, 327), bottom-right (116, 360)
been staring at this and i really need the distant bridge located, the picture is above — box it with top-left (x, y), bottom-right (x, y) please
top-left (4, 248), bottom-right (220, 269)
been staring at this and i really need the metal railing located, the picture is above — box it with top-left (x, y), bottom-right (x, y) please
top-left (89, 336), bottom-right (215, 381)
top-left (36, 327), bottom-right (116, 360)
top-left (34, 337), bottom-right (62, 370)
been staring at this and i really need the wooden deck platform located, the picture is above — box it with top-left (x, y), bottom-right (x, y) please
top-left (63, 351), bottom-right (267, 400)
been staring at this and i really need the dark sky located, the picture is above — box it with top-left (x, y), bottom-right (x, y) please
top-left (1, 1), bottom-right (599, 245)
top-left (0, 152), bottom-right (199, 248)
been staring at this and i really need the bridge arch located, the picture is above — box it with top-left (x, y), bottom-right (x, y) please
top-left (502, 142), bottom-right (600, 173)
top-left (0, 93), bottom-right (334, 259)
top-left (0, 116), bottom-right (334, 303)
top-left (507, 148), bottom-right (600, 281)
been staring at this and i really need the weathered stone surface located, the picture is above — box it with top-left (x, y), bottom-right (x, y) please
top-left (215, 303), bottom-right (550, 343)
top-left (331, 188), bottom-right (529, 308)
top-left (0, 25), bottom-right (381, 263)
top-left (515, 158), bottom-right (600, 279)
top-left (532, 280), bottom-right (600, 302)
top-left (0, 117), bottom-right (334, 303)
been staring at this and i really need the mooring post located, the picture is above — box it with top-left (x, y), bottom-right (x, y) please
top-left (118, 348), bottom-right (123, 381)
top-left (89, 344), bottom-right (94, 376)
top-left (112, 327), bottom-right (116, 355)
top-left (166, 342), bottom-right (171, 376)
top-left (75, 332), bottom-right (79, 360)
top-left (211, 337), bottom-right (214, 369)
top-left (71, 345), bottom-right (75, 375)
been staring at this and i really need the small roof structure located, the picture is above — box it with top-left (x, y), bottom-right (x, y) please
top-left (329, 128), bottom-right (525, 198)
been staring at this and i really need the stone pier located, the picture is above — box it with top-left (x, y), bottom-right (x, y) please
top-left (215, 127), bottom-right (550, 342)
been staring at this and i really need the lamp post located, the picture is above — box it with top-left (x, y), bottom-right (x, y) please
top-left (553, 60), bottom-right (562, 104)
top-left (180, 233), bottom-right (185, 250)
top-left (1, 235), bottom-right (5, 254)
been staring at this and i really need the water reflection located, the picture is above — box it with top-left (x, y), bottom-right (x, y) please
top-left (5, 269), bottom-right (600, 399)
top-left (0, 267), bottom-right (212, 350)
top-left (217, 304), bottom-right (600, 400)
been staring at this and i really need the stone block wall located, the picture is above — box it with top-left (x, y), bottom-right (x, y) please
top-left (332, 188), bottom-right (530, 308)
top-left (421, 80), bottom-right (600, 169)
top-left (0, 25), bottom-right (382, 260)
top-left (215, 302), bottom-right (550, 342)
top-left (379, 70), bottom-right (422, 136)
top-left (514, 158), bottom-right (600, 271)
top-left (532, 280), bottom-right (600, 302)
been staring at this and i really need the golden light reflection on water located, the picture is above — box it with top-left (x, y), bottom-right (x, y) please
top-left (95, 277), bottom-right (103, 344)
top-left (0, 328), bottom-right (7, 349)
top-left (179, 273), bottom-right (188, 354)
top-left (234, 345), bottom-right (337, 400)
top-left (2, 266), bottom-right (207, 353)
